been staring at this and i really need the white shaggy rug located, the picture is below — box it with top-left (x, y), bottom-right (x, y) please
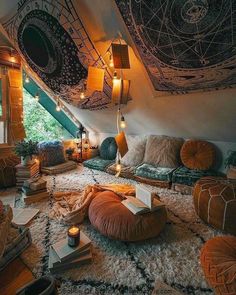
top-left (11, 165), bottom-right (223, 294)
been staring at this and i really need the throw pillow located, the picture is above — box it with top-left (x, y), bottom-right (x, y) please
top-left (143, 135), bottom-right (184, 168)
top-left (38, 141), bottom-right (66, 167)
top-left (100, 137), bottom-right (117, 160)
top-left (180, 139), bottom-right (215, 170)
top-left (121, 135), bottom-right (147, 167)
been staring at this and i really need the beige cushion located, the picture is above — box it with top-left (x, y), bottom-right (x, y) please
top-left (41, 161), bottom-right (77, 175)
top-left (143, 135), bottom-right (184, 168)
top-left (120, 135), bottom-right (146, 167)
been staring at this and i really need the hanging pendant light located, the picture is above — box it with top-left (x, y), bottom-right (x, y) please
top-left (25, 75), bottom-right (30, 83)
top-left (80, 80), bottom-right (87, 99)
top-left (109, 52), bottom-right (114, 68)
top-left (120, 114), bottom-right (126, 129)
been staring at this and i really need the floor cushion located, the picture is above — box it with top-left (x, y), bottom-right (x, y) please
top-left (100, 137), bottom-right (117, 160)
top-left (83, 156), bottom-right (114, 171)
top-left (193, 177), bottom-right (236, 235)
top-left (200, 236), bottom-right (236, 294)
top-left (180, 140), bottom-right (215, 171)
top-left (120, 135), bottom-right (147, 167)
top-left (172, 166), bottom-right (219, 187)
top-left (106, 163), bottom-right (135, 179)
top-left (143, 135), bottom-right (184, 168)
top-left (38, 141), bottom-right (65, 167)
top-left (88, 191), bottom-right (167, 241)
top-left (41, 161), bottom-right (77, 175)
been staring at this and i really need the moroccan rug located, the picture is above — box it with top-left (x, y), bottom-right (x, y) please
top-left (12, 166), bottom-right (223, 294)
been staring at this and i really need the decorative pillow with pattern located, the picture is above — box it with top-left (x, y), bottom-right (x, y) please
top-left (38, 141), bottom-right (66, 167)
top-left (121, 135), bottom-right (147, 167)
top-left (143, 135), bottom-right (184, 168)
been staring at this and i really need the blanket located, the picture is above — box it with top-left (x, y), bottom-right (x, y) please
top-left (50, 184), bottom-right (135, 224)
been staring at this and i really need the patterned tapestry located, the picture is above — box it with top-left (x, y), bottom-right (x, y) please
top-left (115, 0), bottom-right (236, 94)
top-left (1, 0), bottom-right (113, 110)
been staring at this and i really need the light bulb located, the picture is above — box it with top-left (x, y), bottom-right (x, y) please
top-left (116, 160), bottom-right (121, 172)
top-left (109, 55), bottom-right (114, 67)
top-left (56, 104), bottom-right (61, 111)
top-left (113, 71), bottom-right (118, 81)
top-left (120, 115), bottom-right (126, 129)
top-left (25, 76), bottom-right (30, 83)
top-left (35, 93), bottom-right (39, 101)
top-left (80, 92), bottom-right (85, 99)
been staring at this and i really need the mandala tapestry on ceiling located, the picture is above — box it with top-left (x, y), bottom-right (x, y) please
top-left (1, 0), bottom-right (112, 110)
top-left (115, 0), bottom-right (236, 94)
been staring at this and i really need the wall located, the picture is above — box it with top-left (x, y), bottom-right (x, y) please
top-left (60, 0), bottom-right (236, 141)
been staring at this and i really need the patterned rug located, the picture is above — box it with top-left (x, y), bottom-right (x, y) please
top-left (13, 166), bottom-right (222, 294)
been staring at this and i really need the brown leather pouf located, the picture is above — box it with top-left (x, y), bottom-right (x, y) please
top-left (193, 177), bottom-right (236, 235)
top-left (88, 191), bottom-right (167, 241)
top-left (200, 236), bottom-right (236, 295)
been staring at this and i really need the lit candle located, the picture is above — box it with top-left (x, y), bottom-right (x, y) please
top-left (68, 225), bottom-right (80, 247)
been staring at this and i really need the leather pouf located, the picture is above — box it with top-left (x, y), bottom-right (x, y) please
top-left (200, 236), bottom-right (236, 295)
top-left (180, 140), bottom-right (215, 170)
top-left (99, 137), bottom-right (117, 160)
top-left (193, 177), bottom-right (236, 235)
top-left (88, 191), bottom-right (167, 241)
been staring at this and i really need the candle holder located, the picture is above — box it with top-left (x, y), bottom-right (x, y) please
top-left (68, 225), bottom-right (80, 247)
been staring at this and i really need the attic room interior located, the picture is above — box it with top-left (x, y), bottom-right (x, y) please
top-left (0, 0), bottom-right (235, 294)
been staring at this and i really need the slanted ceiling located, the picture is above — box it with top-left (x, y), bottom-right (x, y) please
top-left (0, 0), bottom-right (236, 143)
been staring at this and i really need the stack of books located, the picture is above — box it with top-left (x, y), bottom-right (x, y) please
top-left (22, 178), bottom-right (49, 204)
top-left (48, 231), bottom-right (92, 273)
top-left (15, 162), bottom-right (40, 189)
top-left (122, 184), bottom-right (165, 215)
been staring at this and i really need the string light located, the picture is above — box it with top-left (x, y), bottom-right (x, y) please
top-left (56, 98), bottom-right (61, 111)
top-left (34, 92), bottom-right (39, 102)
top-left (80, 92), bottom-right (85, 99)
top-left (120, 115), bottom-right (126, 129)
top-left (109, 53), bottom-right (114, 67)
top-left (80, 80), bottom-right (87, 99)
top-left (25, 75), bottom-right (30, 83)
top-left (113, 71), bottom-right (118, 81)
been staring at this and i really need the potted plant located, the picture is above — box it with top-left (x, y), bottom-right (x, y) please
top-left (225, 151), bottom-right (236, 179)
top-left (65, 147), bottom-right (75, 160)
top-left (14, 140), bottom-right (38, 166)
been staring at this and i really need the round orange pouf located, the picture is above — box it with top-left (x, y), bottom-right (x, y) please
top-left (193, 177), bottom-right (236, 235)
top-left (88, 191), bottom-right (167, 241)
top-left (180, 140), bottom-right (215, 170)
top-left (200, 236), bottom-right (236, 295)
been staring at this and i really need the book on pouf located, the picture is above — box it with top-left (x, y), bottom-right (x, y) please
top-left (48, 231), bottom-right (92, 273)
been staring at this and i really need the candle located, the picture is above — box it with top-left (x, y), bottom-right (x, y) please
top-left (68, 225), bottom-right (80, 247)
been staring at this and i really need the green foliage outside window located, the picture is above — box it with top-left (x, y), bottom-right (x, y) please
top-left (23, 89), bottom-right (72, 142)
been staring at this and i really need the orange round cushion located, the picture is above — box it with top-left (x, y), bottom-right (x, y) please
top-left (200, 236), bottom-right (236, 295)
top-left (88, 191), bottom-right (167, 241)
top-left (180, 140), bottom-right (215, 170)
top-left (193, 177), bottom-right (236, 235)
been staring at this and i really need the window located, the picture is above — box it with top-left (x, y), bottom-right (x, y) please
top-left (23, 88), bottom-right (72, 142)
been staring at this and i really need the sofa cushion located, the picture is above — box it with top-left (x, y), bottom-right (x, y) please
top-left (121, 135), bottom-right (146, 167)
top-left (83, 156), bottom-right (114, 171)
top-left (180, 140), bottom-right (215, 171)
top-left (38, 141), bottom-right (65, 167)
top-left (106, 163), bottom-right (135, 179)
top-left (100, 137), bottom-right (117, 160)
top-left (135, 163), bottom-right (175, 182)
top-left (41, 161), bottom-right (77, 175)
top-left (172, 166), bottom-right (219, 187)
top-left (143, 135), bottom-right (184, 168)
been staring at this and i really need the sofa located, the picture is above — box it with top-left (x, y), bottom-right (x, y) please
top-left (83, 135), bottom-right (222, 194)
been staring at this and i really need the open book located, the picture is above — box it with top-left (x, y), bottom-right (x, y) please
top-left (122, 185), bottom-right (165, 215)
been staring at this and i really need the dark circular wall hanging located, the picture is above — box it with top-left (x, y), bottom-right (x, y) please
top-left (17, 9), bottom-right (88, 93)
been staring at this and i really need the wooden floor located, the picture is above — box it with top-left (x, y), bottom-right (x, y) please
top-left (0, 258), bottom-right (34, 295)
